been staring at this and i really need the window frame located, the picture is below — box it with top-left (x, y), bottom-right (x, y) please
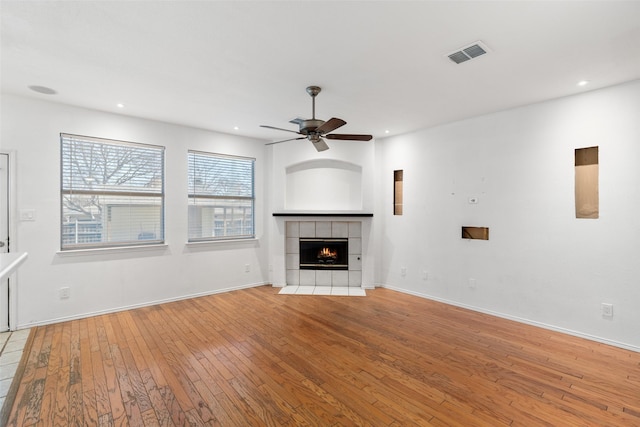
top-left (187, 149), bottom-right (255, 242)
top-left (60, 133), bottom-right (165, 251)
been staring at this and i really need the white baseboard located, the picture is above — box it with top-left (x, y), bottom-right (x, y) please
top-left (381, 284), bottom-right (640, 353)
top-left (17, 281), bottom-right (267, 330)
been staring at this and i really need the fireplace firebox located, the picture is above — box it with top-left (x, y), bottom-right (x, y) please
top-left (299, 238), bottom-right (348, 270)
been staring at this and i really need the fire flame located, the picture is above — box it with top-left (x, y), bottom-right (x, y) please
top-left (318, 247), bottom-right (338, 259)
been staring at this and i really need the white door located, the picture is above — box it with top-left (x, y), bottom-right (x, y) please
top-left (0, 153), bottom-right (9, 331)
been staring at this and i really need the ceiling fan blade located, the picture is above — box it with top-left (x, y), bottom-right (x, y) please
top-left (311, 138), bottom-right (330, 152)
top-left (260, 125), bottom-right (301, 135)
top-left (325, 133), bottom-right (373, 141)
top-left (315, 117), bottom-right (346, 135)
top-left (265, 137), bottom-right (306, 146)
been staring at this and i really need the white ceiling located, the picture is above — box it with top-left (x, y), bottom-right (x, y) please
top-left (2, 1), bottom-right (639, 142)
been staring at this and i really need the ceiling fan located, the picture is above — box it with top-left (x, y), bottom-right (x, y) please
top-left (261, 86), bottom-right (373, 152)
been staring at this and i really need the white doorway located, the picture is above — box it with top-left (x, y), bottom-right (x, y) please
top-left (0, 153), bottom-right (10, 331)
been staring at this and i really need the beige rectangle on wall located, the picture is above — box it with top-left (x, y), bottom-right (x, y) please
top-left (575, 147), bottom-right (599, 219)
top-left (394, 170), bottom-right (403, 215)
top-left (462, 226), bottom-right (489, 240)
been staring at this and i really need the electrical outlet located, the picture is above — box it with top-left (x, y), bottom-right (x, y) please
top-left (468, 278), bottom-right (476, 289)
top-left (421, 270), bottom-right (428, 280)
top-left (400, 267), bottom-right (407, 277)
top-left (244, 264), bottom-right (251, 273)
top-left (59, 287), bottom-right (70, 299)
top-left (601, 303), bottom-right (613, 318)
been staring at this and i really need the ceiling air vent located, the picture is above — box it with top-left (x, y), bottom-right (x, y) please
top-left (447, 41), bottom-right (490, 64)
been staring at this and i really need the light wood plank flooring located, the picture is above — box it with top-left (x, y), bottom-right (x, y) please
top-left (4, 286), bottom-right (640, 426)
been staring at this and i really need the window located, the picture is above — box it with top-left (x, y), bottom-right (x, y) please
top-left (188, 150), bottom-right (255, 241)
top-left (61, 134), bottom-right (164, 250)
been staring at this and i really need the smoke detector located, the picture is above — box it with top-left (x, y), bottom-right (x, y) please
top-left (446, 41), bottom-right (490, 64)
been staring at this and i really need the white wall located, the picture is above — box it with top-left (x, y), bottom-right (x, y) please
top-left (268, 138), bottom-right (375, 214)
top-left (1, 94), bottom-right (269, 328)
top-left (285, 159), bottom-right (363, 211)
top-left (376, 80), bottom-right (640, 350)
top-left (265, 135), bottom-right (377, 288)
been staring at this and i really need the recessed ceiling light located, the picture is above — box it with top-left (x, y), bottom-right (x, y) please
top-left (384, 130), bottom-right (390, 134)
top-left (28, 85), bottom-right (57, 95)
top-left (577, 80), bottom-right (589, 87)
top-left (233, 126), bottom-right (239, 131)
top-left (116, 103), bottom-right (125, 108)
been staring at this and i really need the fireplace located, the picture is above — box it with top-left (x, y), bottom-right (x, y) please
top-left (284, 220), bottom-right (363, 287)
top-left (299, 238), bottom-right (348, 270)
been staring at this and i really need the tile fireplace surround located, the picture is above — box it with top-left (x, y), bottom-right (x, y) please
top-left (285, 221), bottom-right (362, 287)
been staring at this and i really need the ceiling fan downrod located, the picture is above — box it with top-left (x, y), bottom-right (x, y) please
top-left (306, 86), bottom-right (321, 120)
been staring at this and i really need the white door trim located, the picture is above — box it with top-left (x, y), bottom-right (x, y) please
top-left (1, 150), bottom-right (18, 330)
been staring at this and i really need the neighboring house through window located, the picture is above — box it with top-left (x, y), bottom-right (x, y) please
top-left (61, 133), bottom-right (165, 250)
top-left (188, 150), bottom-right (255, 241)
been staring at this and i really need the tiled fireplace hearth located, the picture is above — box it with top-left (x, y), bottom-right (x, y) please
top-left (286, 221), bottom-right (362, 287)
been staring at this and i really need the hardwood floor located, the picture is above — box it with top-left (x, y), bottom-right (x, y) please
top-left (5, 286), bottom-right (640, 426)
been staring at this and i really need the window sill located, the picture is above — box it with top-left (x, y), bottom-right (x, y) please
top-left (185, 238), bottom-right (259, 246)
top-left (56, 243), bottom-right (169, 257)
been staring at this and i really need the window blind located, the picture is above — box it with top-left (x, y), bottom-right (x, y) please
top-left (61, 133), bottom-right (165, 250)
top-left (188, 150), bottom-right (255, 241)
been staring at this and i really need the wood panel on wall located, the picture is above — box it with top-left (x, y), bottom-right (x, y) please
top-left (575, 146), bottom-right (599, 219)
top-left (462, 226), bottom-right (489, 240)
top-left (393, 170), bottom-right (403, 215)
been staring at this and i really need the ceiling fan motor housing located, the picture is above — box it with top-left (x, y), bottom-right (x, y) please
top-left (299, 119), bottom-right (325, 135)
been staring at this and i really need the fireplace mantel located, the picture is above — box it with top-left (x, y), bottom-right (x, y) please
top-left (273, 212), bottom-right (373, 217)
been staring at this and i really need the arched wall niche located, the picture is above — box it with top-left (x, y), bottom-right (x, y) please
top-left (285, 159), bottom-right (363, 211)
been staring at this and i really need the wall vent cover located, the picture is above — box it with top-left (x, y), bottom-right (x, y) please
top-left (447, 41), bottom-right (490, 64)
